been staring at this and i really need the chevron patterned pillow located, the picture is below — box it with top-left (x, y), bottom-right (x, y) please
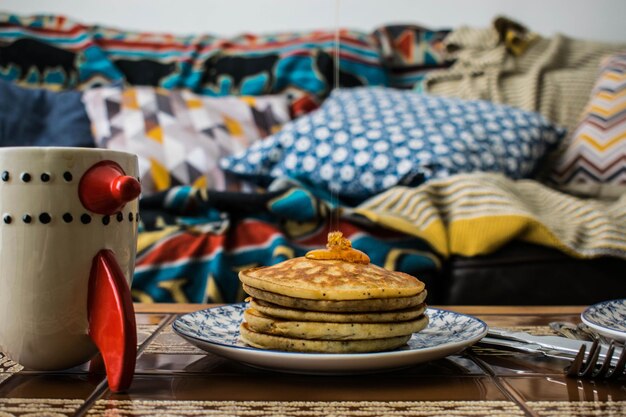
top-left (551, 53), bottom-right (626, 197)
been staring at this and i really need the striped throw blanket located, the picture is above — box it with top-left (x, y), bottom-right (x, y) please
top-left (352, 173), bottom-right (626, 259)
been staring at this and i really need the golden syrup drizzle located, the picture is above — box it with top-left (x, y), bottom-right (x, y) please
top-left (305, 231), bottom-right (370, 264)
top-left (328, 0), bottom-right (341, 233)
top-left (334, 0), bottom-right (341, 93)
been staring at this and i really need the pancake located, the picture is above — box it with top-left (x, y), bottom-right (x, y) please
top-left (243, 283), bottom-right (427, 313)
top-left (239, 322), bottom-right (412, 353)
top-left (239, 257), bottom-right (425, 301)
top-left (249, 298), bottom-right (427, 323)
top-left (243, 308), bottom-right (429, 340)
top-left (238, 231), bottom-right (429, 353)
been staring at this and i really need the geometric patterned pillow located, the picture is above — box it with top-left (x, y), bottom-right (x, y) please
top-left (83, 86), bottom-right (290, 195)
top-left (550, 53), bottom-right (626, 196)
top-left (222, 87), bottom-right (565, 200)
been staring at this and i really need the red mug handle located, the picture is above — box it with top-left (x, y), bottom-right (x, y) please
top-left (88, 250), bottom-right (137, 392)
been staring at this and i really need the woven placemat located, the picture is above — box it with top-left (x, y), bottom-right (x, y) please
top-left (0, 398), bottom-right (83, 416)
top-left (142, 325), bottom-right (205, 355)
top-left (528, 401), bottom-right (626, 416)
top-left (137, 323), bottom-right (163, 346)
top-left (88, 400), bottom-right (525, 416)
top-left (504, 326), bottom-right (557, 336)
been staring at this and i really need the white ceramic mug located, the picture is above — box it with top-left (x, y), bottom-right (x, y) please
top-left (0, 147), bottom-right (140, 391)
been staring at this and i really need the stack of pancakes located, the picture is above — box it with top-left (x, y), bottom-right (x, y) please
top-left (238, 257), bottom-right (428, 353)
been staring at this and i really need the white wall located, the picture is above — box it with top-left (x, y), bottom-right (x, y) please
top-left (4, 0), bottom-right (626, 42)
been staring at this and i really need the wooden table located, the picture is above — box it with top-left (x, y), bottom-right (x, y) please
top-left (1, 305), bottom-right (624, 416)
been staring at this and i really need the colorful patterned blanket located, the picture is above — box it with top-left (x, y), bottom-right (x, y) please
top-left (352, 172), bottom-right (626, 259)
top-left (131, 171), bottom-right (626, 303)
top-left (0, 13), bottom-right (452, 116)
top-left (135, 186), bottom-right (439, 303)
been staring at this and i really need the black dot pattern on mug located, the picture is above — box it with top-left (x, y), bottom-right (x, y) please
top-left (1, 211), bottom-right (138, 226)
top-left (0, 170), bottom-right (74, 183)
top-left (0, 167), bottom-right (135, 225)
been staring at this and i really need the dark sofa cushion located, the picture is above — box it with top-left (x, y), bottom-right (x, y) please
top-left (444, 241), bottom-right (626, 305)
top-left (0, 79), bottom-right (95, 147)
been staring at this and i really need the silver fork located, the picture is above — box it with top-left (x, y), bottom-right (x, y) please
top-left (566, 339), bottom-right (626, 379)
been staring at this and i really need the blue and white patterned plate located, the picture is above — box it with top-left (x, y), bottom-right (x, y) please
top-left (581, 299), bottom-right (626, 342)
top-left (172, 303), bottom-right (488, 374)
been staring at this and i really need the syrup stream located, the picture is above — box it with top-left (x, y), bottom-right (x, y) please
top-left (330, 0), bottom-right (341, 234)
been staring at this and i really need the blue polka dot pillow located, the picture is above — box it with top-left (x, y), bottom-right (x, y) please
top-left (221, 87), bottom-right (565, 199)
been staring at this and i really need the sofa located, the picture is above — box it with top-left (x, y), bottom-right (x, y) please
top-left (1, 12), bottom-right (625, 305)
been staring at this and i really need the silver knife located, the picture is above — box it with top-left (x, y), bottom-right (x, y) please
top-left (488, 328), bottom-right (590, 355)
top-left (483, 328), bottom-right (622, 366)
top-left (478, 336), bottom-right (577, 362)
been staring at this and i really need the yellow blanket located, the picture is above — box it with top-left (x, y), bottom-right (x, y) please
top-left (352, 173), bottom-right (626, 259)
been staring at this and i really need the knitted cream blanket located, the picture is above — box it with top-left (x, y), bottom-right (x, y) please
top-left (352, 173), bottom-right (626, 259)
top-left (424, 26), bottom-right (626, 134)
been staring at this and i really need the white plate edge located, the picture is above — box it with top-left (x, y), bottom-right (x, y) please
top-left (580, 299), bottom-right (626, 342)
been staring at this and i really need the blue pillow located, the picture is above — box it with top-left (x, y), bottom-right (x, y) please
top-left (221, 87), bottom-right (565, 199)
top-left (0, 79), bottom-right (95, 148)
